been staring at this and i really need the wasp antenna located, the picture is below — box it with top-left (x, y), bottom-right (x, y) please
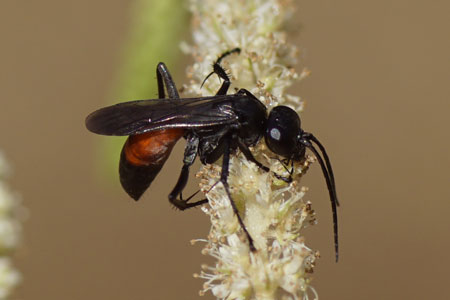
top-left (300, 138), bottom-right (339, 262)
top-left (305, 133), bottom-right (340, 207)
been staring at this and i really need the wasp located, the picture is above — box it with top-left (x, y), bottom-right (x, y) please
top-left (86, 48), bottom-right (340, 260)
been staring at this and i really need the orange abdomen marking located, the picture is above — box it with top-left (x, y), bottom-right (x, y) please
top-left (124, 128), bottom-right (185, 166)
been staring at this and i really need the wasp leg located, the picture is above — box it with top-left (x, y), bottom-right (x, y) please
top-left (157, 62), bottom-right (207, 209)
top-left (216, 48), bottom-right (241, 65)
top-left (274, 157), bottom-right (295, 180)
top-left (169, 167), bottom-right (208, 210)
top-left (156, 62), bottom-right (180, 99)
top-left (219, 134), bottom-right (256, 252)
top-left (237, 140), bottom-right (293, 183)
top-left (168, 135), bottom-right (208, 210)
top-left (201, 48), bottom-right (241, 96)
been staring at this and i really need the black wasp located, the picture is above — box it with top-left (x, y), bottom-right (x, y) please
top-left (85, 48), bottom-right (340, 261)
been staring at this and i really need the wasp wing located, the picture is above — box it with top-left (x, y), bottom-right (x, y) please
top-left (85, 95), bottom-right (240, 136)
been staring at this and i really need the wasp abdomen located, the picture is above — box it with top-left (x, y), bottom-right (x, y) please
top-left (119, 129), bottom-right (184, 200)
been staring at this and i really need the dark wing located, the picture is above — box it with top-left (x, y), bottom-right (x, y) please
top-left (85, 95), bottom-right (240, 136)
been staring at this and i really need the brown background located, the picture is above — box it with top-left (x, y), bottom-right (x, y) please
top-left (1, 0), bottom-right (449, 299)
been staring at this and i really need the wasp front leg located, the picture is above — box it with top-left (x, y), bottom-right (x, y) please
top-left (237, 140), bottom-right (293, 183)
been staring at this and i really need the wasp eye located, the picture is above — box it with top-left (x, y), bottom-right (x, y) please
top-left (265, 106), bottom-right (302, 157)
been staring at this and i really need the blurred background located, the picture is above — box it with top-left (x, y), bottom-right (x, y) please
top-left (1, 0), bottom-right (449, 299)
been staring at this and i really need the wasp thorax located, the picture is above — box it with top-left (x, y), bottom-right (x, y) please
top-left (265, 106), bottom-right (302, 157)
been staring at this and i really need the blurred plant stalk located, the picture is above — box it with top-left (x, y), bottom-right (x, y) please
top-left (98, 0), bottom-right (189, 179)
top-left (0, 152), bottom-right (22, 299)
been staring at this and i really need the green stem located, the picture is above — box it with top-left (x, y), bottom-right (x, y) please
top-left (97, 0), bottom-right (189, 181)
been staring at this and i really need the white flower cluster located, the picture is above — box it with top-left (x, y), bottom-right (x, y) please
top-left (0, 153), bottom-right (21, 299)
top-left (183, 0), bottom-right (319, 299)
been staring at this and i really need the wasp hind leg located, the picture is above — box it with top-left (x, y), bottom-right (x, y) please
top-left (156, 64), bottom-right (208, 209)
top-left (168, 135), bottom-right (208, 210)
top-left (156, 62), bottom-right (180, 99)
